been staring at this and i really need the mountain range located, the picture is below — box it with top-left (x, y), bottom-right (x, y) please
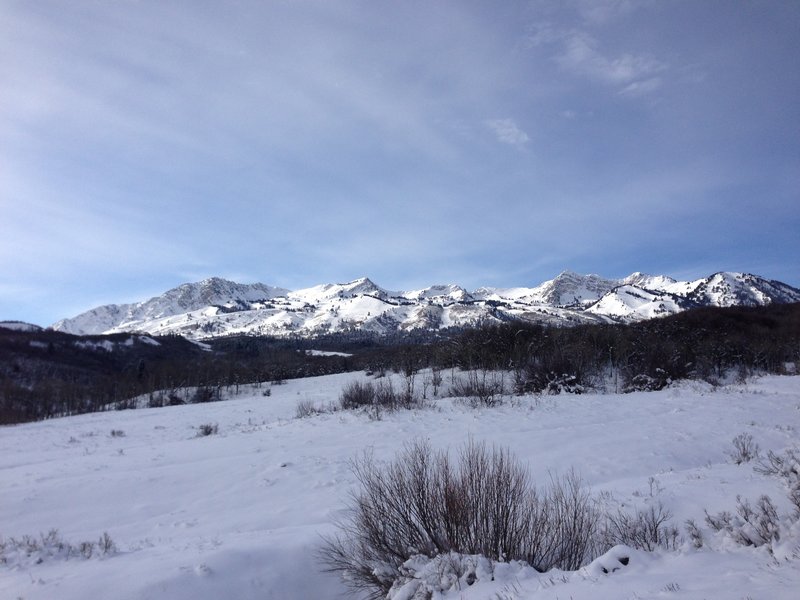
top-left (51, 271), bottom-right (800, 340)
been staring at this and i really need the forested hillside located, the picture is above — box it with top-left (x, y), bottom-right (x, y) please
top-left (2, 303), bottom-right (798, 424)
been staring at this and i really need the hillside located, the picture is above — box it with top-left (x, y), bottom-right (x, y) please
top-left (4, 302), bottom-right (800, 424)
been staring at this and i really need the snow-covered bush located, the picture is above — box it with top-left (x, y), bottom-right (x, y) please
top-left (319, 440), bottom-right (599, 598)
top-left (705, 446), bottom-right (800, 553)
top-left (684, 518), bottom-right (704, 549)
top-left (704, 495), bottom-right (781, 549)
top-left (755, 448), bottom-right (800, 515)
top-left (386, 552), bottom-right (502, 599)
top-left (0, 529), bottom-right (116, 568)
top-left (519, 369), bottom-right (588, 395)
top-left (622, 371), bottom-right (669, 393)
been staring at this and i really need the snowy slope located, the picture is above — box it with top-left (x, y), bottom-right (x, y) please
top-left (1, 373), bottom-right (799, 599)
top-left (51, 271), bottom-right (800, 339)
top-left (0, 320), bottom-right (43, 332)
top-left (52, 278), bottom-right (288, 335)
top-left (585, 284), bottom-right (683, 321)
top-left (528, 270), bottom-right (619, 306)
top-left (685, 272), bottom-right (800, 307)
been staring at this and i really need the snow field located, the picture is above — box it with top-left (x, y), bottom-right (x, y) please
top-left (1, 372), bottom-right (800, 599)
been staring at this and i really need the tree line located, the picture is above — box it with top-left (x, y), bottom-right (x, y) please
top-left (2, 302), bottom-right (798, 424)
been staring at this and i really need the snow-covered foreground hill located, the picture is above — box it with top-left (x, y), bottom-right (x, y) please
top-left (2, 373), bottom-right (800, 599)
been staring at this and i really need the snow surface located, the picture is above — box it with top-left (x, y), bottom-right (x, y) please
top-left (2, 374), bottom-right (800, 599)
top-left (0, 320), bottom-right (42, 332)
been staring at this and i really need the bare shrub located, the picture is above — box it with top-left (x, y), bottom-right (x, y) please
top-left (0, 529), bottom-right (116, 567)
top-left (601, 502), bottom-right (680, 551)
top-left (373, 379), bottom-right (399, 409)
top-left (196, 423), bottom-right (218, 437)
top-left (339, 381), bottom-right (375, 410)
top-left (727, 433), bottom-right (760, 465)
top-left (755, 447), bottom-right (800, 480)
top-left (98, 531), bottom-right (117, 555)
top-left (622, 370), bottom-right (669, 393)
top-left (295, 400), bottom-right (334, 418)
top-left (295, 399), bottom-right (319, 418)
top-left (705, 495), bottom-right (780, 549)
top-left (192, 386), bottom-right (221, 404)
top-left (449, 370), bottom-right (506, 407)
top-left (78, 541), bottom-right (95, 559)
top-left (339, 379), bottom-right (422, 413)
top-left (755, 447), bottom-right (800, 516)
top-left (110, 429), bottom-right (125, 438)
top-left (684, 518), bottom-right (704, 549)
top-left (319, 440), bottom-right (599, 599)
top-left (430, 367), bottom-right (443, 396)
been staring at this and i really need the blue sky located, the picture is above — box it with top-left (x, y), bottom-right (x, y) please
top-left (2, 0), bottom-right (799, 326)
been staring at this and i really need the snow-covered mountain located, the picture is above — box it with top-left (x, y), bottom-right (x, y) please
top-left (0, 320), bottom-right (43, 332)
top-left (51, 271), bottom-right (800, 339)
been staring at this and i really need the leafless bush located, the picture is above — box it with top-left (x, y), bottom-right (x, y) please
top-left (339, 381), bottom-right (375, 410)
top-left (192, 386), bottom-right (221, 404)
top-left (110, 429), bottom-right (125, 437)
top-left (78, 541), bottom-right (94, 559)
top-left (295, 399), bottom-right (322, 418)
top-left (727, 433), bottom-right (760, 465)
top-left (622, 371), bottom-right (669, 393)
top-left (319, 440), bottom-right (599, 599)
top-left (755, 447), bottom-right (800, 479)
top-left (684, 518), bottom-right (704, 548)
top-left (97, 531), bottom-right (117, 555)
top-left (196, 423), bottom-right (218, 437)
top-left (295, 400), bottom-right (335, 418)
top-left (449, 370), bottom-right (506, 407)
top-left (705, 494), bottom-right (781, 549)
top-left (755, 447), bottom-right (800, 516)
top-left (601, 502), bottom-right (680, 551)
top-left (424, 367), bottom-right (444, 398)
top-left (374, 379), bottom-right (400, 409)
top-left (339, 379), bottom-right (422, 414)
top-left (0, 529), bottom-right (116, 567)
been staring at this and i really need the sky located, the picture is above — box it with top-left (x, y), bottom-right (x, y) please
top-left (2, 0), bottom-right (799, 326)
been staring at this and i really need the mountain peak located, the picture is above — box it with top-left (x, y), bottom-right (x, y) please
top-left (622, 272), bottom-right (677, 291)
top-left (534, 271), bottom-right (618, 306)
top-left (50, 270), bottom-right (800, 339)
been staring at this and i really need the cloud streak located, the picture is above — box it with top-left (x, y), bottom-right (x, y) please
top-left (556, 31), bottom-right (666, 90)
top-left (486, 119), bottom-right (530, 146)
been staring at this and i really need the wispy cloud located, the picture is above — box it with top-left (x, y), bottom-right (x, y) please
top-left (486, 118), bottom-right (530, 146)
top-left (619, 76), bottom-right (663, 96)
top-left (574, 0), bottom-right (649, 24)
top-left (556, 31), bottom-right (666, 91)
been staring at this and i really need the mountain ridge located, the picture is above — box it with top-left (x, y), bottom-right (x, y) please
top-left (51, 271), bottom-right (800, 340)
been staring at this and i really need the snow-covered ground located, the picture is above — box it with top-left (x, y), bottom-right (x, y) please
top-left (2, 372), bottom-right (799, 599)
